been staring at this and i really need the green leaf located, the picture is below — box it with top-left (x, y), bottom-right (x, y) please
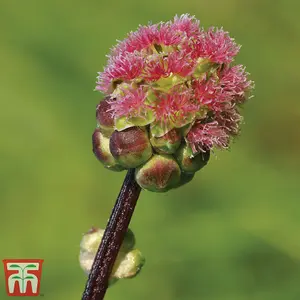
top-left (11, 276), bottom-right (22, 279)
top-left (9, 264), bottom-right (21, 268)
top-left (25, 276), bottom-right (34, 279)
top-left (25, 264), bottom-right (36, 268)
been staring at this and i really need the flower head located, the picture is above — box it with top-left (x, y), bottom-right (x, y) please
top-left (93, 14), bottom-right (254, 192)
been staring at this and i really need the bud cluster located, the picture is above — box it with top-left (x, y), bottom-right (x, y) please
top-left (92, 14), bottom-right (254, 192)
top-left (93, 100), bottom-right (209, 192)
top-left (79, 227), bottom-right (144, 283)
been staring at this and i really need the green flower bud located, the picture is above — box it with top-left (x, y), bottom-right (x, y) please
top-left (96, 97), bottom-right (115, 137)
top-left (92, 128), bottom-right (125, 171)
top-left (112, 249), bottom-right (145, 279)
top-left (174, 172), bottom-right (195, 188)
top-left (150, 129), bottom-right (181, 154)
top-left (135, 154), bottom-right (181, 192)
top-left (175, 143), bottom-right (210, 173)
top-left (79, 227), bottom-right (144, 282)
top-left (109, 127), bottom-right (152, 168)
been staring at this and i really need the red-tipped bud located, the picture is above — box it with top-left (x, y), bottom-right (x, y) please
top-left (150, 129), bottom-right (181, 154)
top-left (135, 154), bottom-right (181, 192)
top-left (175, 143), bottom-right (210, 173)
top-left (109, 127), bottom-right (153, 168)
top-left (96, 97), bottom-right (115, 136)
top-left (92, 128), bottom-right (125, 171)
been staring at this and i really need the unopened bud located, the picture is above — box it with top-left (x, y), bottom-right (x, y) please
top-left (96, 97), bottom-right (115, 137)
top-left (92, 128), bottom-right (125, 171)
top-left (79, 227), bottom-right (144, 281)
top-left (112, 249), bottom-right (145, 279)
top-left (110, 127), bottom-right (152, 168)
top-left (135, 154), bottom-right (181, 192)
top-left (150, 129), bottom-right (181, 154)
top-left (175, 143), bottom-right (210, 173)
top-left (174, 172), bottom-right (195, 188)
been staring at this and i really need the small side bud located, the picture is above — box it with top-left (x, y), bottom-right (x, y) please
top-left (112, 249), bottom-right (145, 279)
top-left (135, 154), bottom-right (181, 192)
top-left (110, 127), bottom-right (152, 168)
top-left (92, 128), bottom-right (125, 171)
top-left (150, 129), bottom-right (181, 154)
top-left (79, 227), bottom-right (144, 281)
top-left (175, 143), bottom-right (210, 173)
top-left (174, 172), bottom-right (195, 188)
top-left (96, 97), bottom-right (115, 137)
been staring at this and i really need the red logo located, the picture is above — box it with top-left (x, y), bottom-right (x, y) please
top-left (2, 259), bottom-right (44, 296)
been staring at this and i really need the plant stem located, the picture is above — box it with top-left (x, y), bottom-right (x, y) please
top-left (82, 169), bottom-right (141, 300)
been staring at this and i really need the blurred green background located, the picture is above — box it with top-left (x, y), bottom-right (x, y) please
top-left (1, 0), bottom-right (300, 299)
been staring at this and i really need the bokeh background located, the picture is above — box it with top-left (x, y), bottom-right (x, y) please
top-left (1, 0), bottom-right (300, 299)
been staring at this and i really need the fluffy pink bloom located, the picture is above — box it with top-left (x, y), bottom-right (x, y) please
top-left (113, 25), bottom-right (158, 54)
top-left (171, 14), bottom-right (201, 37)
top-left (96, 14), bottom-right (254, 153)
top-left (155, 22), bottom-right (183, 46)
top-left (194, 27), bottom-right (240, 63)
top-left (194, 64), bottom-right (253, 112)
top-left (194, 76), bottom-right (223, 108)
top-left (142, 54), bottom-right (168, 81)
top-left (143, 50), bottom-right (194, 80)
top-left (215, 107), bottom-right (242, 135)
top-left (167, 50), bottom-right (195, 77)
top-left (96, 52), bottom-right (144, 92)
top-left (152, 87), bottom-right (198, 128)
top-left (112, 14), bottom-right (201, 57)
top-left (187, 121), bottom-right (230, 152)
top-left (108, 86), bottom-right (149, 118)
top-left (218, 65), bottom-right (254, 103)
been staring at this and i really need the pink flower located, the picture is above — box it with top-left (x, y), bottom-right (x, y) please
top-left (96, 52), bottom-right (144, 92)
top-left (152, 87), bottom-right (198, 129)
top-left (167, 50), bottom-right (195, 77)
top-left (142, 54), bottom-right (168, 81)
top-left (155, 22), bottom-right (183, 46)
top-left (194, 64), bottom-right (254, 112)
top-left (187, 121), bottom-right (230, 152)
top-left (194, 76), bottom-right (223, 108)
top-left (112, 14), bottom-right (201, 57)
top-left (143, 50), bottom-right (194, 81)
top-left (171, 14), bottom-right (201, 37)
top-left (96, 14), bottom-right (254, 154)
top-left (113, 25), bottom-right (158, 54)
top-left (215, 107), bottom-right (242, 135)
top-left (194, 27), bottom-right (240, 63)
top-left (108, 86), bottom-right (149, 119)
top-left (218, 65), bottom-right (254, 103)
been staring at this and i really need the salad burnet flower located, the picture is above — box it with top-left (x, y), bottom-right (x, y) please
top-left (93, 14), bottom-right (254, 192)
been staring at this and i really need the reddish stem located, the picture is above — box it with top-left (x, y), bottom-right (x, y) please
top-left (82, 169), bottom-right (141, 300)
